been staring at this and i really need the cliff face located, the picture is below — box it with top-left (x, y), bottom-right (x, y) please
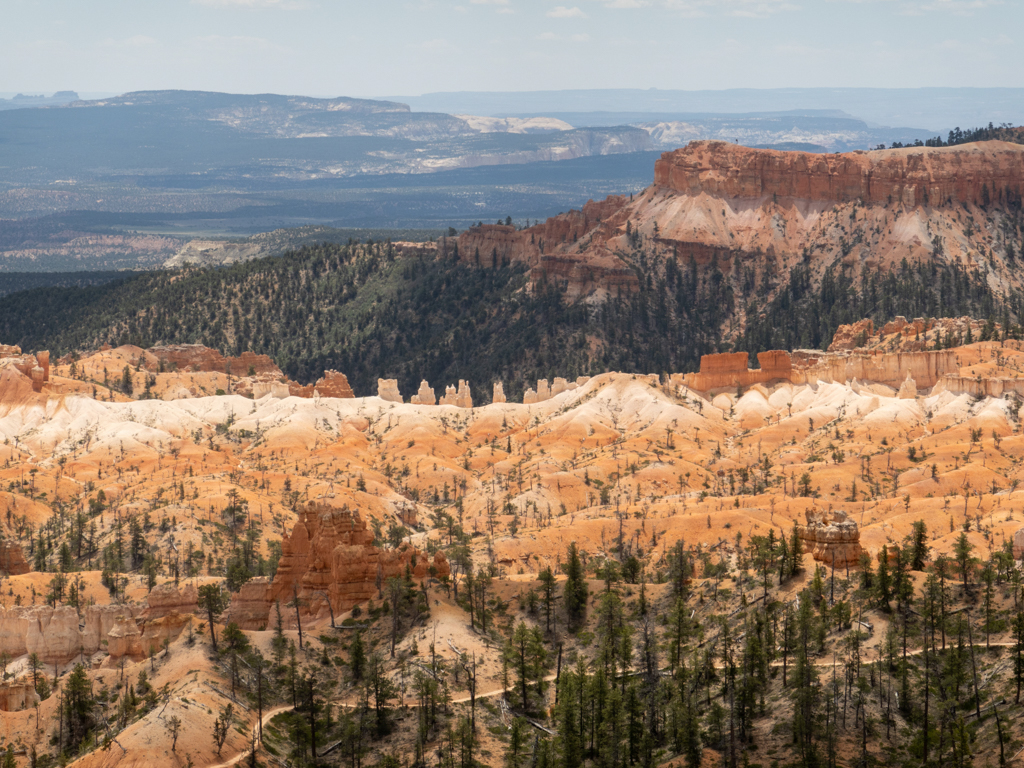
top-left (674, 347), bottom-right (957, 393)
top-left (457, 139), bottom-right (1024, 318)
top-left (456, 197), bottom-right (637, 298)
top-left (654, 140), bottom-right (1024, 207)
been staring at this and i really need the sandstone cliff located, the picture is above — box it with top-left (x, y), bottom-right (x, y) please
top-left (458, 140), bottom-right (1024, 320)
top-left (654, 140), bottom-right (1024, 207)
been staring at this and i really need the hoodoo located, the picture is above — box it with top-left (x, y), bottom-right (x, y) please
top-left (226, 503), bottom-right (449, 629)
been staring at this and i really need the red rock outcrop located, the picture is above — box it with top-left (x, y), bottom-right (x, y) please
top-left (654, 140), bottom-right (1024, 207)
top-left (148, 345), bottom-right (281, 377)
top-left (798, 508), bottom-right (861, 569)
top-left (680, 351), bottom-right (793, 391)
top-left (0, 540), bottom-right (30, 575)
top-left (456, 196), bottom-right (639, 298)
top-left (227, 502), bottom-right (449, 629)
top-left (143, 582), bottom-right (197, 620)
top-left (454, 140), bottom-right (1024, 322)
top-left (0, 680), bottom-right (37, 712)
top-left (289, 370), bottom-right (355, 399)
top-left (677, 347), bottom-right (955, 392)
top-left (828, 320), bottom-right (876, 352)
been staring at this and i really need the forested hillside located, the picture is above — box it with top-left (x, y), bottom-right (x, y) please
top-left (0, 241), bottom-right (1015, 398)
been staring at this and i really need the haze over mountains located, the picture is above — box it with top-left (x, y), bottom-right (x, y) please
top-left (2, 87), bottom-right (1008, 272)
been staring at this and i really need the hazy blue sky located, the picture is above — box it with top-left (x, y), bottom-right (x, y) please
top-left (2, 0), bottom-right (1020, 98)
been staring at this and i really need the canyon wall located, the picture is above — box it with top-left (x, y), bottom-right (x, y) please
top-left (0, 584), bottom-right (196, 666)
top-left (654, 140), bottom-right (1024, 207)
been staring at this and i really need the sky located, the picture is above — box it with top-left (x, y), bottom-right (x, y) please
top-left (2, 0), bottom-right (1021, 99)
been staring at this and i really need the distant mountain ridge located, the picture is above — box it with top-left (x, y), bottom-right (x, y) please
top-left (394, 87), bottom-right (1024, 133)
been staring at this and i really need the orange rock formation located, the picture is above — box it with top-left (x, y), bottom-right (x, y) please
top-left (459, 141), bottom-right (1024, 325)
top-left (677, 348), bottom-right (956, 392)
top-left (411, 380), bottom-right (437, 405)
top-left (148, 345), bottom-right (280, 376)
top-left (654, 140), bottom-right (1024, 207)
top-left (0, 540), bottom-right (29, 576)
top-left (226, 503), bottom-right (449, 629)
top-left (797, 509), bottom-right (861, 569)
top-left (289, 370), bottom-right (355, 399)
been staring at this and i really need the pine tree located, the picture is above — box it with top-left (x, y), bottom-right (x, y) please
top-left (350, 630), bottom-right (366, 682)
top-left (910, 519), bottom-right (930, 570)
top-left (564, 542), bottom-right (589, 629)
top-left (875, 546), bottom-right (892, 610)
top-left (788, 522), bottom-right (803, 577)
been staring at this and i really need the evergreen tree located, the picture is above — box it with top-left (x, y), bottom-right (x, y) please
top-left (564, 542), bottom-right (589, 629)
